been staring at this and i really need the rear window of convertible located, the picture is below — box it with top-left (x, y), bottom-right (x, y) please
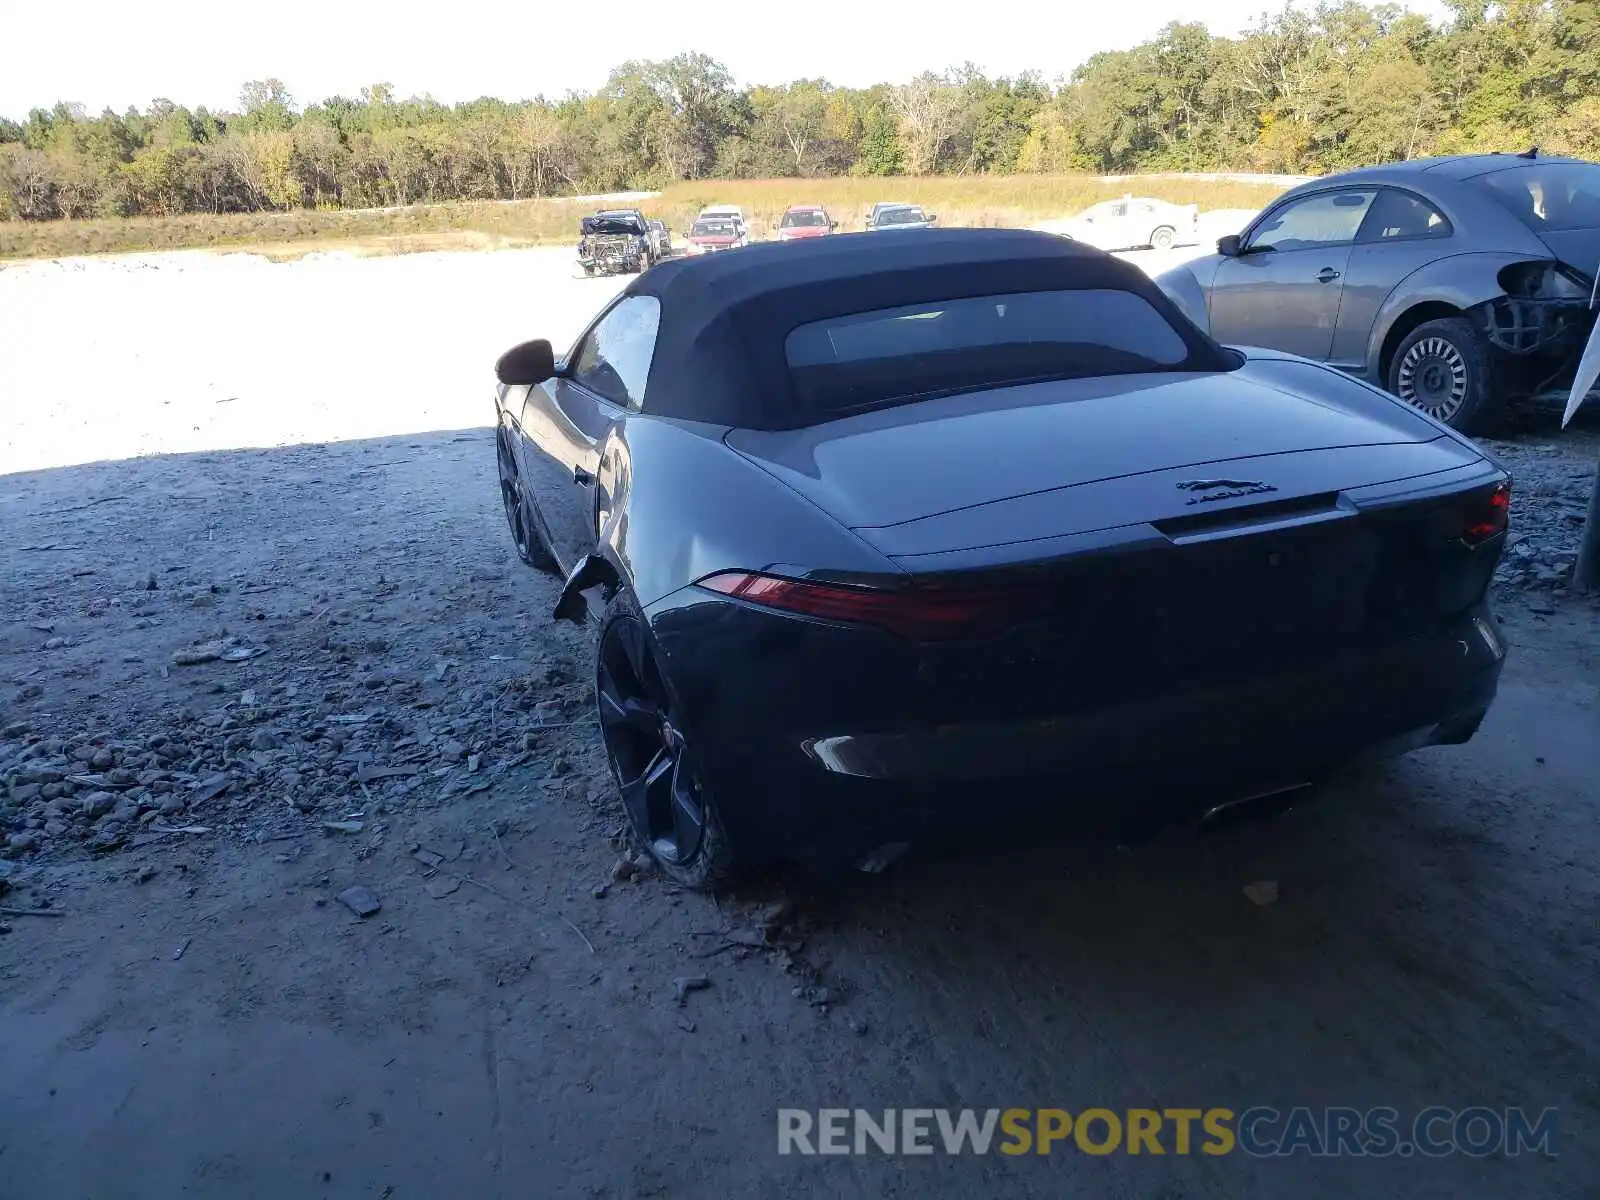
top-left (783, 289), bottom-right (1194, 416)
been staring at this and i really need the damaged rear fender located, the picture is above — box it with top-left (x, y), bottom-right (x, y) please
top-left (1367, 252), bottom-right (1593, 377)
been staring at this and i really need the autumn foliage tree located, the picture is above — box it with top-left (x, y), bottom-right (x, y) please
top-left (4, 3), bottom-right (1598, 222)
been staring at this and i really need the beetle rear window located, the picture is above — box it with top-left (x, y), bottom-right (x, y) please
top-left (784, 289), bottom-right (1196, 416)
top-left (1474, 163), bottom-right (1600, 232)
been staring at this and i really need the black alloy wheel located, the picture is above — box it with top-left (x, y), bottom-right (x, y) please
top-left (497, 432), bottom-right (555, 570)
top-left (595, 607), bottom-right (712, 873)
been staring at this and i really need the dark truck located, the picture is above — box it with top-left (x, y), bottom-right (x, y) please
top-left (578, 210), bottom-right (652, 276)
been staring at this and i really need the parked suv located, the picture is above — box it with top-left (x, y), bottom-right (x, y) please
top-left (577, 210), bottom-right (651, 276)
top-left (646, 218), bottom-right (672, 259)
top-left (775, 205), bottom-right (837, 240)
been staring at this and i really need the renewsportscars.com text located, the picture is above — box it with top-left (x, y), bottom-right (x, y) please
top-left (777, 1107), bottom-right (1558, 1157)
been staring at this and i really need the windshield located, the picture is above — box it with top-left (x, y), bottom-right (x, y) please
top-left (784, 288), bottom-right (1199, 416)
top-left (581, 215), bottom-right (644, 236)
top-left (877, 207), bottom-right (925, 226)
top-left (692, 220), bottom-right (735, 237)
top-left (782, 210), bottom-right (828, 227)
top-left (1473, 163), bottom-right (1600, 232)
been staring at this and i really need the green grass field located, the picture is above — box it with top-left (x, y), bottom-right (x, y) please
top-left (0, 176), bottom-right (1290, 262)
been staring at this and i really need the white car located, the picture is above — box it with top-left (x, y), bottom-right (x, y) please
top-left (1063, 196), bottom-right (1199, 251)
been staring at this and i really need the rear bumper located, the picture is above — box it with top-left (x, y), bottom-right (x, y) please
top-left (647, 592), bottom-right (1506, 868)
top-left (800, 613), bottom-right (1502, 782)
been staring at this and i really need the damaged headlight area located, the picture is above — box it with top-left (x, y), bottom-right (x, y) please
top-left (1483, 261), bottom-right (1596, 355)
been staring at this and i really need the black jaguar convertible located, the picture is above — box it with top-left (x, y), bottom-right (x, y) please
top-left (492, 229), bottom-right (1510, 886)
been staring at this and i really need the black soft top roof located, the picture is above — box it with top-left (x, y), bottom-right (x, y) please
top-left (617, 229), bottom-right (1230, 429)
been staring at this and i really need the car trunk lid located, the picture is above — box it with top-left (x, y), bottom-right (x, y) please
top-left (724, 366), bottom-right (1452, 540)
top-left (725, 366), bottom-right (1500, 718)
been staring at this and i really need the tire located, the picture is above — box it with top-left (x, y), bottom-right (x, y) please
top-left (1387, 317), bottom-right (1498, 434)
top-left (1150, 225), bottom-right (1176, 250)
top-left (497, 430), bottom-right (558, 572)
top-left (595, 589), bottom-right (738, 891)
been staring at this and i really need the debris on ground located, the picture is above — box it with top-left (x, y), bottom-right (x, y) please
top-left (170, 636), bottom-right (267, 666)
top-left (1244, 880), bottom-right (1280, 906)
top-left (755, 899), bottom-right (793, 935)
top-left (794, 983), bottom-right (834, 1008)
top-left (0, 904), bottom-right (66, 919)
top-left (672, 976), bottom-right (711, 1006)
top-left (336, 886), bottom-right (382, 918)
top-left (1482, 438), bottom-right (1591, 593)
top-left (425, 876), bottom-right (461, 899)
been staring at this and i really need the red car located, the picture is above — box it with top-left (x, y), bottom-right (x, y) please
top-left (684, 216), bottom-right (746, 255)
top-left (775, 205), bottom-right (837, 241)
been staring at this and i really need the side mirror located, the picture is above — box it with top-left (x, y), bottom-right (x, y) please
top-left (926, 213), bottom-right (938, 224)
top-left (495, 338), bottom-right (556, 387)
top-left (1217, 234), bottom-right (1242, 257)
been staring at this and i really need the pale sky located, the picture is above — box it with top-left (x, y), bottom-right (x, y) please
top-left (3, 0), bottom-right (1450, 120)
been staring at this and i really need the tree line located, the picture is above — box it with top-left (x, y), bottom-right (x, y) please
top-left (3, 0), bottom-right (1597, 222)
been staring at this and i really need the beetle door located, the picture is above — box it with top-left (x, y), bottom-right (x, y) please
top-left (1208, 189), bottom-right (1376, 361)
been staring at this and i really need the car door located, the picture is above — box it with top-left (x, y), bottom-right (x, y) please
top-left (1207, 188), bottom-right (1378, 361)
top-left (1126, 200), bottom-right (1159, 245)
top-left (1329, 187), bottom-right (1457, 372)
top-left (1098, 201), bottom-right (1131, 248)
top-left (518, 295), bottom-right (661, 571)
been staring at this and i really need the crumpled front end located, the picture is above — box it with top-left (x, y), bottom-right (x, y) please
top-left (579, 233), bottom-right (644, 274)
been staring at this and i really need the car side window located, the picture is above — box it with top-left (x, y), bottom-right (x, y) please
top-left (1356, 189), bottom-right (1453, 243)
top-left (568, 296), bottom-right (661, 412)
top-left (1246, 189), bottom-right (1378, 252)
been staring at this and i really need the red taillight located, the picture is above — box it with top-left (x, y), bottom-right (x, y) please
top-left (1461, 480), bottom-right (1511, 546)
top-left (696, 571), bottom-right (1052, 641)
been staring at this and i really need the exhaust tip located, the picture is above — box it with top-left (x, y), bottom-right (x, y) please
top-left (1197, 783), bottom-right (1312, 835)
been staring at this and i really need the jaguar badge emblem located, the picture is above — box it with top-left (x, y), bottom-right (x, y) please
top-left (1176, 478), bottom-right (1279, 505)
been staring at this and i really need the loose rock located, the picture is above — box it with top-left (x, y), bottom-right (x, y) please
top-left (79, 791), bottom-right (116, 818)
top-left (1244, 880), bottom-right (1280, 906)
top-left (610, 856), bottom-right (638, 883)
top-left (672, 976), bottom-right (711, 1006)
top-left (336, 886), bottom-right (382, 917)
top-left (425, 877), bottom-right (461, 899)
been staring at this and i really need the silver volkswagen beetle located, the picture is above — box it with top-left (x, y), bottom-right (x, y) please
top-left (1155, 151), bottom-right (1600, 433)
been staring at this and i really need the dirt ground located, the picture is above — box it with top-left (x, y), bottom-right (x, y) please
top-left (1, 245), bottom-right (1598, 1199)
